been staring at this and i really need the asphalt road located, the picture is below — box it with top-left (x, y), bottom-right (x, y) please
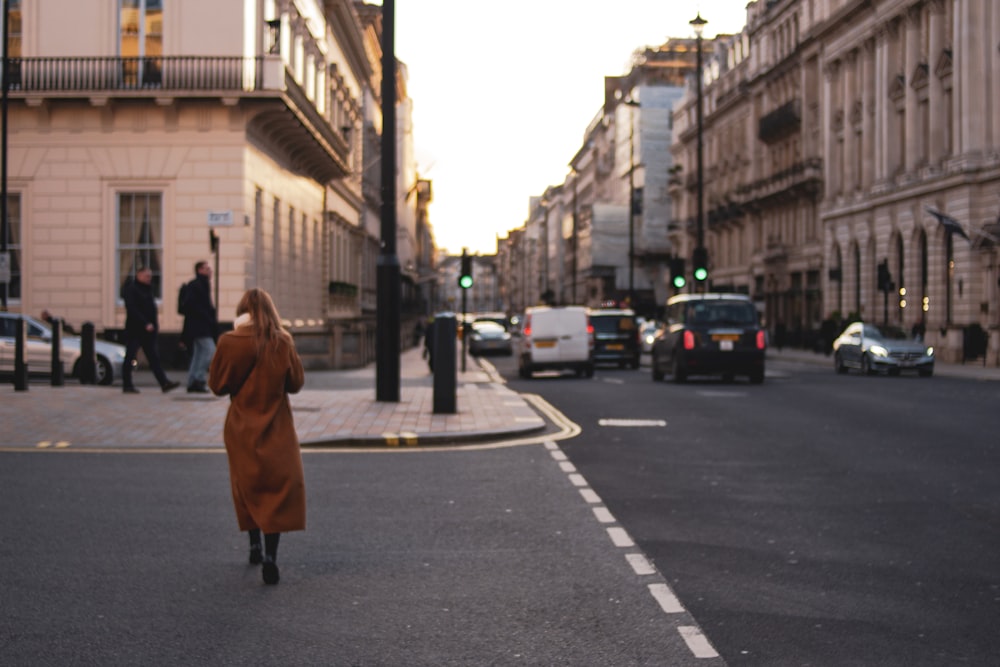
top-left (0, 443), bottom-right (722, 666)
top-left (497, 352), bottom-right (1000, 666)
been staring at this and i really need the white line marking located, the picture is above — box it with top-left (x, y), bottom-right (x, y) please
top-left (567, 473), bottom-right (588, 487)
top-left (602, 378), bottom-right (625, 384)
top-left (559, 461), bottom-right (577, 473)
top-left (696, 390), bottom-right (747, 398)
top-left (544, 441), bottom-right (559, 450)
top-left (579, 488), bottom-right (602, 504)
top-left (678, 626), bottom-right (720, 658)
top-left (626, 553), bottom-right (656, 576)
top-left (649, 582), bottom-right (685, 613)
top-left (549, 449), bottom-right (568, 461)
top-left (607, 526), bottom-right (635, 547)
top-left (592, 507), bottom-right (616, 523)
top-left (598, 418), bottom-right (667, 427)
top-left (55, 441), bottom-right (70, 449)
top-left (36, 441), bottom-right (52, 449)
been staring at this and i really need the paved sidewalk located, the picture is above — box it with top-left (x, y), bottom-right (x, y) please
top-left (0, 346), bottom-right (547, 450)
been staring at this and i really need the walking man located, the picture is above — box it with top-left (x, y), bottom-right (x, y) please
top-left (122, 267), bottom-right (180, 394)
top-left (181, 261), bottom-right (218, 393)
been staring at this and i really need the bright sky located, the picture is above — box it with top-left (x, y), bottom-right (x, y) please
top-left (394, 0), bottom-right (752, 256)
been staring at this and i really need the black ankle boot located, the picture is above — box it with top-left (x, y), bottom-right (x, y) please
top-left (262, 559), bottom-right (280, 585)
top-left (249, 544), bottom-right (263, 565)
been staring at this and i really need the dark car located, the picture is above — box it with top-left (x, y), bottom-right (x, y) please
top-left (587, 308), bottom-right (641, 369)
top-left (832, 321), bottom-right (934, 376)
top-left (650, 293), bottom-right (766, 383)
top-left (468, 321), bottom-right (513, 356)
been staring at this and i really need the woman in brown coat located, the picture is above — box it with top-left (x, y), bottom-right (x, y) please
top-left (209, 288), bottom-right (305, 585)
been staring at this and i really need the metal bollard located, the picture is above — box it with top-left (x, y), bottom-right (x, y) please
top-left (432, 314), bottom-right (457, 414)
top-left (50, 318), bottom-right (65, 386)
top-left (78, 322), bottom-right (97, 385)
top-left (14, 317), bottom-right (28, 391)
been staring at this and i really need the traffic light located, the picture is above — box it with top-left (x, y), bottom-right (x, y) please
top-left (692, 246), bottom-right (709, 282)
top-left (877, 259), bottom-right (891, 292)
top-left (458, 253), bottom-right (473, 289)
top-left (670, 257), bottom-right (686, 289)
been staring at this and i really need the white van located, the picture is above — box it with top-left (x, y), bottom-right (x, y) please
top-left (516, 306), bottom-right (594, 378)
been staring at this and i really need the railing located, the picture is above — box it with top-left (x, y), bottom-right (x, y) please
top-left (4, 56), bottom-right (265, 93)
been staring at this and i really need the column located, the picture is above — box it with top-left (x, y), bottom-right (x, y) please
top-left (845, 50), bottom-right (858, 192)
top-left (959, 0), bottom-right (986, 155)
top-left (904, 6), bottom-right (921, 172)
top-left (928, 0), bottom-right (946, 163)
top-left (875, 26), bottom-right (889, 183)
top-left (862, 39), bottom-right (876, 188)
top-left (823, 62), bottom-right (836, 192)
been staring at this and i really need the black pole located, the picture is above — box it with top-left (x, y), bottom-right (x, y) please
top-left (695, 23), bottom-right (705, 293)
top-left (376, 0), bottom-right (400, 402)
top-left (1, 0), bottom-right (10, 311)
top-left (628, 107), bottom-right (634, 308)
top-left (461, 248), bottom-right (468, 373)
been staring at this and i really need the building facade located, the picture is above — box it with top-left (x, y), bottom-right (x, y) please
top-left (670, 0), bottom-right (999, 364)
top-left (2, 0), bottom-right (428, 368)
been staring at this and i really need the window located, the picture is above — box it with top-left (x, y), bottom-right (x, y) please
top-left (4, 0), bottom-right (21, 88)
top-left (117, 193), bottom-right (163, 299)
top-left (2, 193), bottom-right (21, 301)
top-left (120, 0), bottom-right (163, 87)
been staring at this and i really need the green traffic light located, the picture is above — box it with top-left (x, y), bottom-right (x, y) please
top-left (459, 275), bottom-right (473, 289)
top-left (672, 275), bottom-right (686, 289)
top-left (694, 267), bottom-right (708, 282)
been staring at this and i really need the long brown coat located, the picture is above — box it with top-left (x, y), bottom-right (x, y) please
top-left (208, 324), bottom-right (306, 533)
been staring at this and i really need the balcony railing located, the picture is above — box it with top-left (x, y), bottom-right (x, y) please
top-left (4, 56), bottom-right (265, 93)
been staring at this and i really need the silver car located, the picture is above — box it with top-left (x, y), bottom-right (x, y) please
top-left (832, 322), bottom-right (934, 377)
top-left (0, 312), bottom-right (129, 385)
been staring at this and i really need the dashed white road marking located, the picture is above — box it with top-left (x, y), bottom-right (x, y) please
top-left (696, 390), bottom-right (747, 398)
top-left (55, 441), bottom-right (70, 448)
top-left (36, 441), bottom-right (51, 449)
top-left (598, 418), bottom-right (667, 427)
top-left (626, 553), bottom-right (656, 576)
top-left (649, 582), bottom-right (685, 613)
top-left (592, 507), bottom-right (616, 523)
top-left (607, 526), bottom-right (635, 548)
top-left (547, 439), bottom-right (720, 662)
top-left (678, 626), bottom-right (721, 658)
top-left (602, 378), bottom-right (625, 385)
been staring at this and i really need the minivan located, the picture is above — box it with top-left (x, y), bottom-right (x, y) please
top-left (516, 306), bottom-right (594, 378)
top-left (650, 293), bottom-right (766, 383)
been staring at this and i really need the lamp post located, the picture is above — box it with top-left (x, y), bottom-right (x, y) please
top-left (691, 13), bottom-right (707, 292)
top-left (376, 0), bottom-right (400, 402)
top-left (622, 96), bottom-right (640, 310)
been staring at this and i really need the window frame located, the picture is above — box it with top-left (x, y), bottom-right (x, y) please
top-left (116, 191), bottom-right (165, 302)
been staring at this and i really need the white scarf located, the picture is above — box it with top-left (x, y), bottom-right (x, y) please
top-left (234, 313), bottom-right (253, 329)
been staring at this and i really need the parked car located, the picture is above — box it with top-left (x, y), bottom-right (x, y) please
top-left (650, 293), bottom-right (766, 384)
top-left (0, 312), bottom-right (129, 385)
top-left (587, 308), bottom-right (641, 369)
top-left (515, 305), bottom-right (594, 378)
top-left (468, 321), bottom-right (513, 356)
top-left (832, 321), bottom-right (934, 377)
top-left (473, 312), bottom-right (513, 331)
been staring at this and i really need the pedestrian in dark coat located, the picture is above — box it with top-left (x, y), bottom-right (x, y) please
top-left (122, 267), bottom-right (180, 394)
top-left (181, 260), bottom-right (218, 393)
top-left (208, 287), bottom-right (305, 585)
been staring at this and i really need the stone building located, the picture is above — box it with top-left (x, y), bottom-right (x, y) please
top-left (670, 0), bottom-right (999, 364)
top-left (2, 0), bottom-right (428, 368)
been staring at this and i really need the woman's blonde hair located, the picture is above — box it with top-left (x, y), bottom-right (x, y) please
top-left (235, 288), bottom-right (291, 359)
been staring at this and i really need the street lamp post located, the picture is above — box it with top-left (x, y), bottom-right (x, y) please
top-left (691, 13), bottom-right (707, 292)
top-left (622, 97), bottom-right (640, 310)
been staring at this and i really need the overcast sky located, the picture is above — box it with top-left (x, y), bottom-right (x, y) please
top-left (392, 0), bottom-right (752, 256)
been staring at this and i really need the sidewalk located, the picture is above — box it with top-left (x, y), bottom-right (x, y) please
top-left (0, 346), bottom-right (547, 450)
top-left (766, 345), bottom-right (1000, 381)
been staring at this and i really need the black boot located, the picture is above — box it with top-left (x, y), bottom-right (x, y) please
top-left (248, 529), bottom-right (263, 565)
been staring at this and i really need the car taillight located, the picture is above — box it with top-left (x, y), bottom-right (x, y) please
top-left (587, 322), bottom-right (594, 336)
top-left (756, 330), bottom-right (766, 350)
top-left (683, 330), bottom-right (696, 350)
top-left (523, 326), bottom-right (531, 337)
